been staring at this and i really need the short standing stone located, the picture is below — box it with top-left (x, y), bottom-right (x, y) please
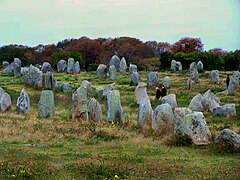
top-left (103, 83), bottom-right (115, 96)
top-left (61, 83), bottom-right (71, 92)
top-left (41, 62), bottom-right (53, 73)
top-left (162, 76), bottom-right (170, 88)
top-left (67, 58), bottom-right (75, 74)
top-left (137, 99), bottom-right (153, 126)
top-left (171, 60), bottom-right (182, 71)
top-left (0, 91), bottom-right (12, 112)
top-left (88, 98), bottom-right (102, 123)
top-left (152, 103), bottom-right (174, 131)
top-left (161, 94), bottom-right (178, 108)
top-left (176, 61), bottom-right (182, 70)
top-left (81, 80), bottom-right (92, 96)
top-left (147, 72), bottom-right (158, 86)
top-left (38, 90), bottom-right (54, 118)
top-left (201, 90), bottom-right (220, 112)
top-left (96, 64), bottom-right (108, 79)
top-left (13, 58), bottom-right (22, 78)
top-left (213, 104), bottom-right (236, 117)
top-left (17, 89), bottom-right (30, 114)
top-left (228, 71), bottom-right (239, 95)
top-left (190, 62), bottom-right (198, 82)
top-left (129, 63), bottom-right (137, 73)
top-left (57, 59), bottom-right (67, 72)
top-left (2, 61), bottom-right (9, 69)
top-left (186, 79), bottom-right (195, 90)
top-left (210, 70), bottom-right (220, 84)
top-left (131, 72), bottom-right (141, 85)
top-left (73, 61), bottom-right (80, 74)
top-left (109, 65), bottom-right (117, 80)
top-left (197, 61), bottom-right (203, 73)
top-left (106, 90), bottom-right (124, 123)
top-left (3, 62), bottom-right (14, 75)
top-left (72, 85), bottom-right (88, 121)
top-left (95, 87), bottom-right (104, 99)
top-left (44, 72), bottom-right (57, 89)
top-left (119, 57), bottom-right (127, 73)
top-left (135, 82), bottom-right (149, 105)
top-left (189, 93), bottom-right (204, 112)
top-left (109, 55), bottom-right (120, 71)
top-left (28, 65), bottom-right (43, 88)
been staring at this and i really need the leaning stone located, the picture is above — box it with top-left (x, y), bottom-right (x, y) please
top-left (129, 63), bottom-right (137, 73)
top-left (67, 58), bottom-right (75, 74)
top-left (13, 58), bottom-right (22, 78)
top-left (162, 76), bottom-right (170, 88)
top-left (152, 103), bottom-right (174, 131)
top-left (228, 71), bottom-right (239, 95)
top-left (103, 83), bottom-right (115, 96)
top-left (3, 63), bottom-right (14, 75)
top-left (109, 65), bottom-right (117, 80)
top-left (109, 55), bottom-right (120, 71)
top-left (57, 59), bottom-right (67, 72)
top-left (2, 61), bottom-right (9, 69)
top-left (186, 79), bottom-right (195, 90)
top-left (81, 80), bottom-right (92, 96)
top-left (17, 89), bottom-right (30, 114)
top-left (0, 92), bottom-right (12, 112)
top-left (210, 70), bottom-right (220, 84)
top-left (41, 62), bottom-right (53, 73)
top-left (119, 57), bottom-right (127, 73)
top-left (197, 61), bottom-right (203, 73)
top-left (190, 62), bottom-right (198, 82)
top-left (131, 72), bottom-right (141, 85)
top-left (147, 72), bottom-right (158, 86)
top-left (88, 98), bottom-right (102, 123)
top-left (135, 82), bottom-right (149, 105)
top-left (161, 94), bottom-right (178, 108)
top-left (189, 93), bottom-right (204, 112)
top-left (213, 104), bottom-right (236, 117)
top-left (73, 61), bottom-right (80, 74)
top-left (61, 83), bottom-right (71, 93)
top-left (38, 90), bottom-right (54, 118)
top-left (96, 64), bottom-right (108, 79)
top-left (137, 99), bottom-right (153, 127)
top-left (201, 90), bottom-right (220, 112)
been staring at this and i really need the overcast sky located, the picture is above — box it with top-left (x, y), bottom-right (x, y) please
top-left (0, 0), bottom-right (239, 51)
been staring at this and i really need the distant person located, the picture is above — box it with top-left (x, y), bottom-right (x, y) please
top-left (155, 87), bottom-right (161, 99)
top-left (226, 75), bottom-right (230, 88)
top-left (160, 85), bottom-right (167, 98)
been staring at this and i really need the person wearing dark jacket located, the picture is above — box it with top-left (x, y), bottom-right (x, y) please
top-left (226, 75), bottom-right (230, 88)
top-left (155, 87), bottom-right (161, 99)
top-left (160, 85), bottom-right (167, 98)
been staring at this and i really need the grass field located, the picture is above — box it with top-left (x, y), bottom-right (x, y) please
top-left (0, 70), bottom-right (240, 179)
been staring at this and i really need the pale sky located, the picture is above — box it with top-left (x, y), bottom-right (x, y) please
top-left (0, 0), bottom-right (239, 51)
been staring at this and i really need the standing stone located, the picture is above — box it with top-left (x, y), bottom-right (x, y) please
top-left (13, 58), bottom-right (22, 78)
top-left (129, 63), bottom-right (137, 73)
top-left (0, 90), bottom-right (11, 112)
top-left (106, 90), bottom-right (124, 123)
top-left (119, 57), bottom-right (127, 73)
top-left (109, 55), bottom-right (120, 71)
top-left (197, 61), bottom-right (203, 73)
top-left (190, 62), bottom-right (198, 82)
top-left (81, 80), bottom-right (92, 96)
top-left (103, 83), bottom-right (115, 96)
top-left (96, 64), bottom-right (108, 79)
top-left (147, 72), bottom-right (158, 86)
top-left (109, 65), bottom-right (117, 80)
top-left (210, 70), bottom-right (220, 84)
top-left (213, 104), bottom-right (236, 117)
top-left (67, 58), bottom-right (75, 74)
top-left (3, 62), bottom-right (14, 75)
top-left (137, 99), bottom-right (153, 126)
top-left (17, 89), bottom-right (30, 114)
top-left (61, 83), bottom-right (71, 93)
top-left (228, 71), bottom-right (239, 95)
top-left (161, 94), bottom-right (178, 108)
top-left (131, 72), bottom-right (141, 85)
top-left (201, 90), bottom-right (220, 112)
top-left (38, 90), bottom-right (54, 118)
top-left (152, 103), bottom-right (174, 131)
top-left (57, 59), bottom-right (67, 73)
top-left (171, 60), bottom-right (182, 71)
top-left (88, 98), bottom-right (102, 123)
top-left (135, 82), bottom-right (149, 105)
top-left (41, 62), bottom-right (53, 73)
top-left (73, 61), bottom-right (80, 74)
top-left (162, 76), bottom-right (170, 88)
top-left (95, 87), bottom-right (104, 99)
top-left (0, 88), bottom-right (4, 95)
top-left (44, 72), bottom-right (57, 89)
top-left (72, 85), bottom-right (88, 121)
top-left (2, 61), bottom-right (9, 70)
top-left (189, 93), bottom-right (204, 112)
top-left (186, 79), bottom-right (196, 90)
top-left (176, 61), bottom-right (182, 70)
top-left (28, 65), bottom-right (43, 88)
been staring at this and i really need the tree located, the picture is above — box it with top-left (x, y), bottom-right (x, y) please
top-left (0, 45), bottom-right (25, 65)
top-left (157, 42), bottom-right (171, 53)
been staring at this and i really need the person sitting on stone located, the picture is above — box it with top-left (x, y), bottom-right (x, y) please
top-left (160, 84), bottom-right (167, 98)
top-left (155, 87), bottom-right (161, 99)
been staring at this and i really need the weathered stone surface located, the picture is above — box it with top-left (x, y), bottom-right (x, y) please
top-left (171, 60), bottom-right (182, 71)
top-left (138, 99), bottom-right (153, 126)
top-left (41, 62), bottom-right (53, 73)
top-left (106, 90), bottom-right (124, 123)
top-left (197, 61), bottom-right (203, 73)
top-left (201, 90), bottom-right (220, 112)
top-left (228, 71), bottom-right (239, 95)
top-left (131, 72), bottom-right (141, 85)
top-left (161, 94), bottom-right (178, 108)
top-left (109, 65), bottom-right (117, 80)
top-left (17, 89), bottom-right (30, 114)
top-left (0, 91), bottom-right (11, 112)
top-left (109, 55), bottom-right (120, 71)
top-left (57, 60), bottom-right (67, 72)
top-left (67, 58), bottom-right (75, 74)
top-left (162, 76), bottom-right (170, 88)
top-left (44, 72), bottom-right (57, 89)
top-left (3, 62), bottom-right (14, 75)
top-left (96, 64), bottom-right (108, 79)
top-left (189, 93), bottom-right (204, 112)
top-left (95, 87), bottom-right (104, 99)
top-left (38, 90), bottom-right (54, 118)
top-left (210, 70), bottom-right (220, 84)
top-left (147, 72), bottom-right (158, 86)
top-left (81, 80), bottom-right (92, 96)
top-left (119, 57), bottom-right (127, 73)
top-left (103, 83), bottom-right (115, 96)
top-left (213, 104), bottom-right (236, 117)
top-left (190, 62), bottom-right (198, 82)
top-left (152, 103), bottom-right (174, 131)
top-left (72, 85), bottom-right (88, 121)
top-left (135, 82), bottom-right (149, 105)
top-left (129, 63), bottom-right (137, 73)
top-left (61, 83), bottom-right (71, 92)
top-left (2, 61), bottom-right (9, 69)
top-left (73, 61), bottom-right (80, 74)
top-left (0, 88), bottom-right (4, 95)
top-left (214, 129), bottom-right (240, 150)
top-left (88, 98), bottom-right (102, 123)
top-left (186, 79), bottom-right (195, 90)
top-left (27, 65), bottom-right (43, 88)
top-left (13, 58), bottom-right (22, 78)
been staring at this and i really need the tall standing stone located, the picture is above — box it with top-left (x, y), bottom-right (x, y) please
top-left (109, 55), bottom-right (120, 71)
top-left (131, 72), bottom-right (141, 85)
top-left (41, 62), bottom-right (53, 73)
top-left (137, 99), bottom-right (153, 126)
top-left (88, 98), bottom-right (102, 123)
top-left (109, 65), bottom-right (117, 80)
top-left (135, 82), bottom-right (149, 105)
top-left (129, 63), bottom-right (137, 73)
top-left (96, 64), bottom-right (108, 79)
top-left (0, 89), bottom-right (11, 112)
top-left (13, 58), bottom-right (22, 78)
top-left (210, 70), bottom-right (220, 84)
top-left (106, 90), bottom-right (124, 123)
top-left (228, 71), bottom-right (239, 95)
top-left (67, 58), bottom-right (75, 74)
top-left (38, 90), bottom-right (54, 118)
top-left (57, 59), bottom-right (67, 73)
top-left (197, 61), bottom-right (203, 73)
top-left (44, 72), bottom-right (57, 89)
top-left (119, 57), bottom-right (127, 73)
top-left (162, 76), bottom-right (171, 88)
top-left (72, 85), bottom-right (88, 121)
top-left (73, 61), bottom-right (80, 74)
top-left (28, 65), bottom-right (43, 88)
top-left (81, 80), bottom-right (92, 96)
top-left (17, 89), bottom-right (30, 114)
top-left (147, 72), bottom-right (158, 86)
top-left (190, 62), bottom-right (198, 82)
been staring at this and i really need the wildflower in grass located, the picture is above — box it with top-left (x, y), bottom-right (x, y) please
top-left (114, 174), bottom-right (119, 179)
